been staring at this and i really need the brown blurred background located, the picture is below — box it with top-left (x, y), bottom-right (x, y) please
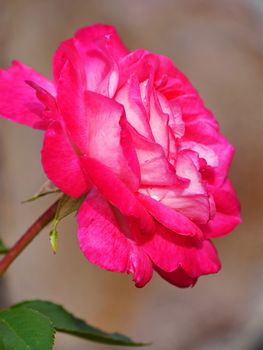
top-left (0, 0), bottom-right (263, 349)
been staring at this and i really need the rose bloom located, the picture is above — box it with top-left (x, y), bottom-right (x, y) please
top-left (0, 24), bottom-right (241, 287)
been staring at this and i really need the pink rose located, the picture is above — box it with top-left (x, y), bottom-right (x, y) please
top-left (0, 24), bottom-right (241, 287)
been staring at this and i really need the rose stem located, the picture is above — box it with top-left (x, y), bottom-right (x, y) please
top-left (0, 199), bottom-right (60, 277)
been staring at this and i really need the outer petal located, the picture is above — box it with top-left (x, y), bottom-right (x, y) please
top-left (75, 24), bottom-right (129, 62)
top-left (77, 190), bottom-right (153, 287)
top-left (184, 118), bottom-right (220, 144)
top-left (79, 156), bottom-right (154, 233)
top-left (53, 38), bottom-right (86, 85)
top-left (141, 223), bottom-right (221, 277)
top-left (137, 193), bottom-right (203, 239)
top-left (155, 265), bottom-right (197, 288)
top-left (54, 34), bottom-right (119, 98)
top-left (183, 118), bottom-right (234, 187)
top-left (41, 122), bottom-right (88, 198)
top-left (201, 180), bottom-right (241, 238)
top-left (174, 95), bottom-right (216, 125)
top-left (173, 151), bottom-right (210, 223)
top-left (210, 137), bottom-right (234, 187)
top-left (25, 80), bottom-right (59, 123)
top-left (56, 50), bottom-right (88, 152)
top-left (128, 243), bottom-right (153, 288)
top-left (155, 54), bottom-right (197, 99)
top-left (0, 61), bottom-right (55, 129)
top-left (76, 45), bottom-right (119, 98)
top-left (74, 25), bottom-right (126, 98)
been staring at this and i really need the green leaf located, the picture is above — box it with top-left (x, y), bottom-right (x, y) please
top-left (0, 239), bottom-right (9, 254)
top-left (0, 306), bottom-right (55, 350)
top-left (15, 300), bottom-right (145, 346)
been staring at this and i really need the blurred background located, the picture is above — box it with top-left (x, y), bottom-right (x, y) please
top-left (0, 0), bottom-right (263, 349)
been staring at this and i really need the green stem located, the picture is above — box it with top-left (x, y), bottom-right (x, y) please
top-left (0, 199), bottom-right (60, 277)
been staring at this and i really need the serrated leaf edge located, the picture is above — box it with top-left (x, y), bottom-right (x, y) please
top-left (12, 300), bottom-right (147, 346)
top-left (0, 306), bottom-right (56, 350)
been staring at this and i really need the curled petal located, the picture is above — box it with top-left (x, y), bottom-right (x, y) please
top-left (83, 91), bottom-right (140, 191)
top-left (79, 156), bottom-right (154, 233)
top-left (53, 38), bottom-right (86, 85)
top-left (119, 49), bottom-right (159, 86)
top-left (141, 223), bottom-right (221, 276)
top-left (78, 47), bottom-right (119, 98)
top-left (201, 180), bottom-right (241, 238)
top-left (127, 243), bottom-right (153, 288)
top-left (210, 137), bottom-right (234, 187)
top-left (130, 127), bottom-right (179, 186)
top-left (0, 61), bottom-right (55, 129)
top-left (137, 192), bottom-right (203, 239)
top-left (142, 151), bottom-right (210, 224)
top-left (180, 141), bottom-right (219, 168)
top-left (77, 190), bottom-right (153, 287)
top-left (155, 265), bottom-right (197, 288)
top-left (156, 54), bottom-right (196, 98)
top-left (115, 75), bottom-right (153, 139)
top-left (142, 185), bottom-right (210, 225)
top-left (75, 24), bottom-right (129, 62)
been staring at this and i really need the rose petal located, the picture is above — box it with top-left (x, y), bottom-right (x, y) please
top-left (77, 190), bottom-right (153, 287)
top-left (53, 38), bottom-right (86, 84)
top-left (155, 265), bottom-right (197, 288)
top-left (142, 152), bottom-right (210, 224)
top-left (158, 93), bottom-right (185, 139)
top-left (119, 49), bottom-right (159, 86)
top-left (57, 57), bottom-right (140, 190)
top-left (83, 91), bottom-right (140, 191)
top-left (78, 46), bottom-right (119, 98)
top-left (41, 122), bottom-right (88, 198)
top-left (75, 24), bottom-right (129, 62)
top-left (210, 137), bottom-right (234, 187)
top-left (137, 192), bottom-right (203, 239)
top-left (141, 223), bottom-right (221, 276)
top-left (149, 90), bottom-right (170, 156)
top-left (79, 156), bottom-right (154, 233)
top-left (201, 180), bottom-right (241, 237)
top-left (180, 141), bottom-right (219, 168)
top-left (56, 54), bottom-right (88, 152)
top-left (115, 75), bottom-right (153, 139)
top-left (0, 61), bottom-right (55, 129)
top-left (130, 126), bottom-right (179, 186)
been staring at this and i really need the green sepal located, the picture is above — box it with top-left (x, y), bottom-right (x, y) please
top-left (22, 180), bottom-right (60, 203)
top-left (49, 194), bottom-right (86, 253)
